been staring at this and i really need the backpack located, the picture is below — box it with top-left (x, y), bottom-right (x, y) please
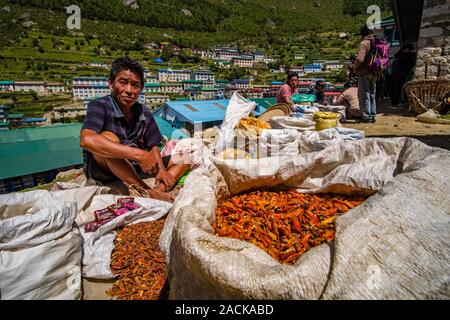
top-left (368, 36), bottom-right (389, 74)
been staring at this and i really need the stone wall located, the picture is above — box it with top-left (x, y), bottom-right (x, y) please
top-left (414, 0), bottom-right (450, 80)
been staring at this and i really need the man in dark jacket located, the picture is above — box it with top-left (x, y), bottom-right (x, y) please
top-left (390, 44), bottom-right (416, 108)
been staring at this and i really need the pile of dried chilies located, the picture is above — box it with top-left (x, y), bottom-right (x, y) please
top-left (212, 190), bottom-right (367, 264)
top-left (107, 220), bottom-right (168, 300)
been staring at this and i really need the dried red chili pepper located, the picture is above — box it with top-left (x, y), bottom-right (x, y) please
top-left (212, 190), bottom-right (367, 265)
top-left (106, 220), bottom-right (168, 300)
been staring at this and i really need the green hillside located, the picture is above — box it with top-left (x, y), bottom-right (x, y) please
top-left (0, 0), bottom-right (391, 83)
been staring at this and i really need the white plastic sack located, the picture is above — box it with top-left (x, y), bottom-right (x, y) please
top-left (166, 138), bottom-right (210, 169)
top-left (417, 110), bottom-right (450, 124)
top-left (249, 129), bottom-right (300, 158)
top-left (298, 128), bottom-right (344, 154)
top-left (270, 116), bottom-right (316, 132)
top-left (52, 185), bottom-right (110, 216)
top-left (334, 127), bottom-right (365, 140)
top-left (0, 190), bottom-right (82, 300)
top-left (80, 195), bottom-right (172, 279)
top-left (220, 92), bottom-right (256, 130)
top-left (160, 137), bottom-right (450, 299)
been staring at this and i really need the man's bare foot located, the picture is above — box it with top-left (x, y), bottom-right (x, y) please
top-left (154, 181), bottom-right (176, 193)
top-left (146, 188), bottom-right (175, 202)
top-left (154, 182), bottom-right (167, 192)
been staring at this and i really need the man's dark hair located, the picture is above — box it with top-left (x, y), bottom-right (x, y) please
top-left (109, 57), bottom-right (145, 89)
top-left (360, 24), bottom-right (374, 37)
top-left (315, 80), bottom-right (326, 88)
top-left (287, 71), bottom-right (299, 81)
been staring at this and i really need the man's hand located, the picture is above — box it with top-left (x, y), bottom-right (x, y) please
top-left (156, 168), bottom-right (176, 190)
top-left (138, 150), bottom-right (159, 174)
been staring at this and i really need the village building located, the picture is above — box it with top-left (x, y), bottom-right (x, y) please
top-left (263, 56), bottom-right (275, 64)
top-left (158, 68), bottom-right (191, 82)
top-left (182, 80), bottom-right (202, 91)
top-left (215, 47), bottom-right (240, 61)
top-left (14, 81), bottom-right (45, 93)
top-left (0, 80), bottom-right (14, 92)
top-left (160, 82), bottom-right (183, 94)
top-left (144, 83), bottom-right (162, 93)
top-left (290, 65), bottom-right (305, 76)
top-left (154, 99), bottom-right (266, 135)
top-left (231, 79), bottom-right (250, 89)
top-left (252, 51), bottom-right (264, 62)
top-left (215, 79), bottom-right (229, 88)
top-left (324, 61), bottom-right (344, 71)
top-left (191, 70), bottom-right (215, 82)
top-left (294, 53), bottom-right (305, 60)
top-left (145, 95), bottom-right (170, 106)
top-left (231, 56), bottom-right (254, 67)
top-left (145, 75), bottom-right (158, 84)
top-left (45, 82), bottom-right (65, 93)
top-left (304, 63), bottom-right (323, 73)
top-left (214, 60), bottom-right (231, 68)
top-left (72, 77), bottom-right (108, 86)
top-left (72, 84), bottom-right (109, 100)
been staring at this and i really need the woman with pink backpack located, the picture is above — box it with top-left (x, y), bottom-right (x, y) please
top-left (350, 25), bottom-right (389, 123)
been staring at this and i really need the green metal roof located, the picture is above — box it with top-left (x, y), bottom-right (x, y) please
top-left (249, 98), bottom-right (276, 109)
top-left (161, 82), bottom-right (182, 86)
top-left (0, 138), bottom-right (83, 180)
top-left (0, 122), bottom-right (10, 127)
top-left (145, 83), bottom-right (162, 87)
top-left (0, 123), bottom-right (81, 144)
top-left (182, 80), bottom-right (202, 83)
top-left (0, 81), bottom-right (14, 85)
top-left (0, 124), bottom-right (83, 179)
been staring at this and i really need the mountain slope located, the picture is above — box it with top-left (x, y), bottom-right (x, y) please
top-left (6, 0), bottom-right (390, 35)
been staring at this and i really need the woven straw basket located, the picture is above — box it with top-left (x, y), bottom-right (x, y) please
top-left (404, 79), bottom-right (450, 114)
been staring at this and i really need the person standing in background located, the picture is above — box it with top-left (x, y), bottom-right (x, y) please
top-left (350, 25), bottom-right (378, 123)
top-left (390, 44), bottom-right (416, 108)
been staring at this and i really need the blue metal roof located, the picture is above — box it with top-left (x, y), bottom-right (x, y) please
top-left (153, 114), bottom-right (189, 140)
top-left (24, 118), bottom-right (47, 123)
top-left (159, 99), bottom-right (266, 124)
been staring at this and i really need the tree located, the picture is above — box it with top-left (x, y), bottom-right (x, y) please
top-left (161, 46), bottom-right (173, 61)
top-left (32, 38), bottom-right (39, 47)
top-left (30, 90), bottom-right (38, 101)
top-left (334, 69), bottom-right (348, 83)
top-left (38, 46), bottom-right (44, 53)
